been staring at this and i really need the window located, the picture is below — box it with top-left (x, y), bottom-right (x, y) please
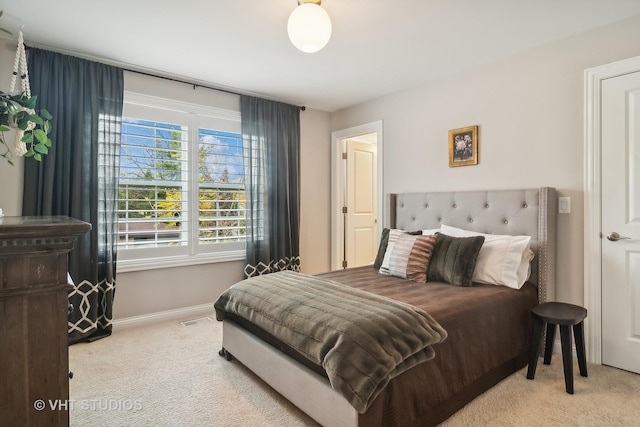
top-left (197, 128), bottom-right (245, 245)
top-left (117, 93), bottom-right (245, 269)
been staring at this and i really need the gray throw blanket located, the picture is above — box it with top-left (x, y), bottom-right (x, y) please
top-left (214, 271), bottom-right (447, 413)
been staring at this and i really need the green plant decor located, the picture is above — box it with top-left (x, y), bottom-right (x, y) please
top-left (0, 91), bottom-right (53, 165)
top-left (0, 11), bottom-right (52, 165)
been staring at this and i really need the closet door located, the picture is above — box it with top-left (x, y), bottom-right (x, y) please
top-left (600, 70), bottom-right (640, 374)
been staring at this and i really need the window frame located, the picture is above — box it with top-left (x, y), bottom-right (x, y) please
top-left (117, 92), bottom-right (245, 272)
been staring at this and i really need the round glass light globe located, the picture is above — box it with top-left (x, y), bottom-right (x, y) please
top-left (287, 3), bottom-right (332, 53)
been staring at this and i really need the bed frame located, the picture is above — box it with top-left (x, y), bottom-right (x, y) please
top-left (220, 187), bottom-right (557, 426)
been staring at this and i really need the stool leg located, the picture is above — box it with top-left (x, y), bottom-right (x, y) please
top-left (543, 323), bottom-right (556, 365)
top-left (559, 325), bottom-right (574, 394)
top-left (527, 317), bottom-right (544, 380)
top-left (573, 321), bottom-right (588, 377)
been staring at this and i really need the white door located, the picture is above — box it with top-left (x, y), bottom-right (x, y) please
top-left (601, 70), bottom-right (640, 374)
top-left (345, 139), bottom-right (377, 268)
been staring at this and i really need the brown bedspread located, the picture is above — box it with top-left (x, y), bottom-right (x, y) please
top-left (318, 266), bottom-right (538, 427)
top-left (214, 270), bottom-right (447, 413)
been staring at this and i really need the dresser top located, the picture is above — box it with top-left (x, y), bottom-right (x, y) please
top-left (0, 216), bottom-right (92, 239)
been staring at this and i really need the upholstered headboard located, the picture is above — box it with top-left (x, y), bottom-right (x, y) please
top-left (385, 188), bottom-right (557, 303)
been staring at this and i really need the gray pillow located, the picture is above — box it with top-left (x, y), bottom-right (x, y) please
top-left (427, 233), bottom-right (485, 286)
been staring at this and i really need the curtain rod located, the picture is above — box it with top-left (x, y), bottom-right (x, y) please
top-left (124, 68), bottom-right (306, 111)
top-left (23, 44), bottom-right (306, 111)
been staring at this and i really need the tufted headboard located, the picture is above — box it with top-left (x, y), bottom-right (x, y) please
top-left (385, 188), bottom-right (557, 303)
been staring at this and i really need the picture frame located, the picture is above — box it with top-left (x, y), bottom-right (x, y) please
top-left (449, 125), bottom-right (478, 167)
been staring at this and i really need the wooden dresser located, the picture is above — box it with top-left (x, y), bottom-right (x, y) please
top-left (0, 216), bottom-right (91, 427)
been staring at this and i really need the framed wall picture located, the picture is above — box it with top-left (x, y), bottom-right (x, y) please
top-left (449, 125), bottom-right (478, 167)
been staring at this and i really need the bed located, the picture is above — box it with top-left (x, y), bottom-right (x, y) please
top-left (215, 187), bottom-right (557, 426)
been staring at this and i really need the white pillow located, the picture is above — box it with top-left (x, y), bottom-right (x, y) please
top-left (440, 224), bottom-right (534, 289)
top-left (379, 229), bottom-right (404, 275)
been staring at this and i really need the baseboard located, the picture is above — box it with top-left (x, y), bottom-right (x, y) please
top-left (552, 339), bottom-right (580, 358)
top-left (554, 339), bottom-right (562, 355)
top-left (112, 303), bottom-right (215, 331)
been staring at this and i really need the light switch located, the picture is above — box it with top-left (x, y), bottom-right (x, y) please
top-left (558, 197), bottom-right (571, 214)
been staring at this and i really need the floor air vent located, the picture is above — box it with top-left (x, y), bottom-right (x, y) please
top-left (180, 316), bottom-right (212, 326)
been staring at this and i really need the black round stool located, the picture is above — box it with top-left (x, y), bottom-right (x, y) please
top-left (526, 302), bottom-right (588, 394)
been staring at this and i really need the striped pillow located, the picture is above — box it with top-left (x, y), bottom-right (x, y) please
top-left (381, 233), bottom-right (437, 283)
top-left (374, 228), bottom-right (423, 269)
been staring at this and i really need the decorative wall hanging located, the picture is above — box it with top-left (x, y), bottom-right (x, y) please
top-left (0, 27), bottom-right (52, 165)
top-left (449, 125), bottom-right (478, 167)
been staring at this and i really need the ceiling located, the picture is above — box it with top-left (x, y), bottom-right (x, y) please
top-left (2, 0), bottom-right (640, 112)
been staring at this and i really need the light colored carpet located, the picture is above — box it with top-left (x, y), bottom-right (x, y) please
top-left (69, 314), bottom-right (640, 426)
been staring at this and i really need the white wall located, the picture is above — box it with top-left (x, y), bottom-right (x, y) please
top-left (300, 107), bottom-right (332, 274)
top-left (114, 260), bottom-right (245, 319)
top-left (330, 14), bottom-right (640, 305)
top-left (0, 38), bottom-right (24, 215)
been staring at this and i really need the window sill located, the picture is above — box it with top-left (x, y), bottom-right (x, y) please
top-left (117, 250), bottom-right (245, 273)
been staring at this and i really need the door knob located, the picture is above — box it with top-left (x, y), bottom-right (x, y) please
top-left (606, 232), bottom-right (630, 241)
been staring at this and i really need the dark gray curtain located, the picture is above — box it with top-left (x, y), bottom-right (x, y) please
top-left (241, 96), bottom-right (300, 277)
top-left (24, 48), bottom-right (123, 344)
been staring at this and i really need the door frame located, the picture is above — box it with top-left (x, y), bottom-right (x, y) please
top-left (584, 54), bottom-right (640, 364)
top-left (330, 121), bottom-right (383, 271)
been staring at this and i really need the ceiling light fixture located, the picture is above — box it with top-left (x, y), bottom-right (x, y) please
top-left (287, 0), bottom-right (332, 53)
